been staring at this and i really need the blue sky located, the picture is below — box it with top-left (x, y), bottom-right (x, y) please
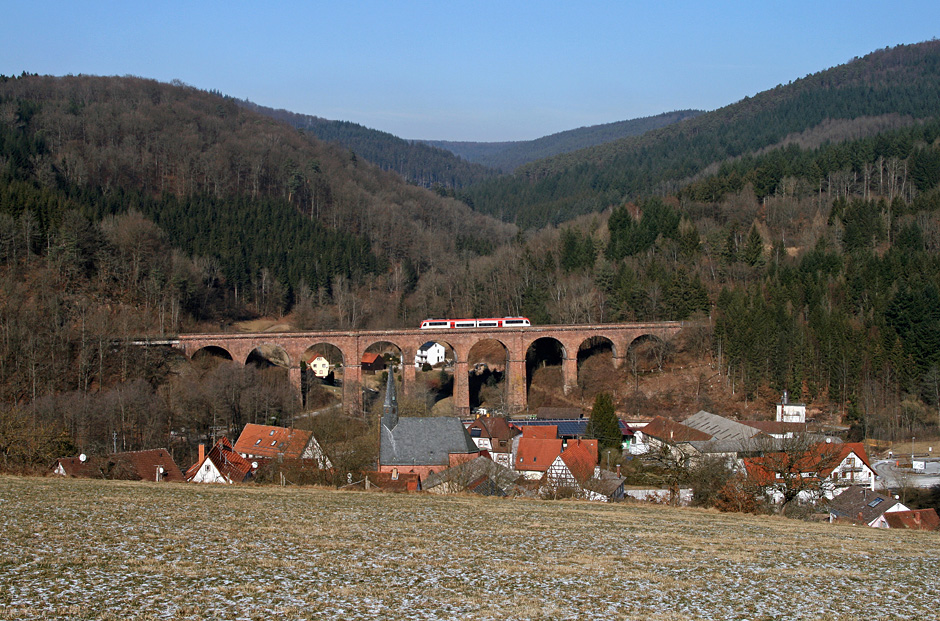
top-left (3, 2), bottom-right (939, 141)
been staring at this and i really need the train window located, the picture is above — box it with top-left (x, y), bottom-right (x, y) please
top-left (504, 319), bottom-right (523, 325)
top-left (478, 321), bottom-right (497, 327)
top-left (455, 322), bottom-right (476, 328)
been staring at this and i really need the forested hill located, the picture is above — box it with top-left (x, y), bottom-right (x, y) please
top-left (462, 41), bottom-right (940, 229)
top-left (0, 75), bottom-right (514, 312)
top-left (424, 110), bottom-right (703, 172)
top-left (241, 101), bottom-right (500, 189)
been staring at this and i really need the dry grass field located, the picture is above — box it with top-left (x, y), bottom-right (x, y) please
top-left (1, 476), bottom-right (937, 620)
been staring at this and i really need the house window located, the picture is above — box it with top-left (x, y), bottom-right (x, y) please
top-left (846, 457), bottom-right (856, 467)
top-left (269, 430), bottom-right (275, 436)
top-left (254, 439), bottom-right (261, 446)
top-left (271, 440), bottom-right (277, 446)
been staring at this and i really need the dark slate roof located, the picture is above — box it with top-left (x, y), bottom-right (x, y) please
top-left (380, 417), bottom-right (479, 467)
top-left (827, 486), bottom-right (902, 525)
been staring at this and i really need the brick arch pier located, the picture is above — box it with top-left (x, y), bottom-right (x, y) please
top-left (176, 322), bottom-right (684, 416)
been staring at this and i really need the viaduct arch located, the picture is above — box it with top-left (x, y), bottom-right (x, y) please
top-left (175, 322), bottom-right (684, 417)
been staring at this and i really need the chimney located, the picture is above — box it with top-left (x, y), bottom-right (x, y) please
top-left (198, 444), bottom-right (205, 464)
top-left (616, 464), bottom-right (622, 477)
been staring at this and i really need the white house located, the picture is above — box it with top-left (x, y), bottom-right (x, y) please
top-left (776, 390), bottom-right (806, 423)
top-left (306, 355), bottom-right (331, 378)
top-left (415, 341), bottom-right (446, 368)
top-left (185, 438), bottom-right (257, 484)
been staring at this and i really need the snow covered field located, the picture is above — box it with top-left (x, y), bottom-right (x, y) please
top-left (1, 476), bottom-right (936, 620)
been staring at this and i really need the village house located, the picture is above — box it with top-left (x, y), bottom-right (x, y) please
top-left (828, 486), bottom-right (911, 527)
top-left (233, 423), bottom-right (332, 469)
top-left (582, 468), bottom-right (627, 502)
top-left (53, 448), bottom-right (185, 482)
top-left (305, 354), bottom-right (332, 378)
top-left (776, 390), bottom-right (806, 423)
top-left (414, 341), bottom-right (446, 368)
top-left (546, 438), bottom-right (599, 488)
top-left (630, 415), bottom-right (712, 460)
top-left (745, 441), bottom-right (876, 503)
top-left (422, 455), bottom-right (522, 496)
top-left (361, 352), bottom-right (386, 374)
top-left (185, 438), bottom-right (257, 484)
top-left (378, 368), bottom-right (479, 482)
top-left (465, 415), bottom-right (519, 467)
top-left (513, 430), bottom-right (564, 480)
top-left (884, 508), bottom-right (940, 531)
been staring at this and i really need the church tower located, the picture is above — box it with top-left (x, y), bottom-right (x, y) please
top-left (382, 365), bottom-right (399, 431)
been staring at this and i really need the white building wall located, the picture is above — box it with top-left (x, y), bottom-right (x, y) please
top-left (776, 402), bottom-right (806, 423)
top-left (190, 458), bottom-right (230, 484)
top-left (415, 343), bottom-right (446, 367)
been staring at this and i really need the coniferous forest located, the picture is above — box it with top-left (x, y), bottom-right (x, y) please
top-left (3, 41), bottom-right (940, 469)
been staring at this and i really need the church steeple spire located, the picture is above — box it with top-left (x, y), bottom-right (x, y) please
top-left (382, 365), bottom-right (398, 430)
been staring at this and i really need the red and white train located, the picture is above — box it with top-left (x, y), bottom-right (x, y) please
top-left (419, 317), bottom-right (531, 329)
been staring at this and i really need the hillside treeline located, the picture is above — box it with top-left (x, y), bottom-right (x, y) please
top-left (0, 74), bottom-right (515, 321)
top-left (242, 101), bottom-right (500, 189)
top-left (424, 109), bottom-right (703, 172)
top-left (464, 41), bottom-right (940, 228)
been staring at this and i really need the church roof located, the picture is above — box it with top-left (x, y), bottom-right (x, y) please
top-left (380, 417), bottom-right (479, 467)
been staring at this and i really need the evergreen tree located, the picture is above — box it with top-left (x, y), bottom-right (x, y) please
top-left (587, 392), bottom-right (621, 453)
top-left (742, 225), bottom-right (765, 267)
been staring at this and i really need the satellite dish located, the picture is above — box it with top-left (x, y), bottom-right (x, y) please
top-left (157, 466), bottom-right (165, 474)
top-left (251, 461), bottom-right (259, 469)
top-left (79, 453), bottom-right (87, 463)
top-left (825, 438), bottom-right (832, 444)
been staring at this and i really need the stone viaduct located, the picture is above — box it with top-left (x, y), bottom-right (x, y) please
top-left (174, 322), bottom-right (684, 417)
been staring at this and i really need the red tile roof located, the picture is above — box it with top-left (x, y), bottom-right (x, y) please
top-left (743, 442), bottom-right (869, 485)
top-left (233, 424), bottom-right (313, 459)
top-left (362, 352), bottom-right (382, 364)
top-left (521, 425), bottom-right (558, 440)
top-left (884, 509), bottom-right (940, 531)
top-left (560, 439), bottom-right (598, 483)
top-left (53, 456), bottom-right (95, 478)
top-left (641, 416), bottom-right (712, 443)
top-left (54, 449), bottom-right (184, 482)
top-left (186, 437), bottom-right (255, 483)
top-left (467, 416), bottom-right (517, 442)
top-left (515, 438), bottom-right (563, 472)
